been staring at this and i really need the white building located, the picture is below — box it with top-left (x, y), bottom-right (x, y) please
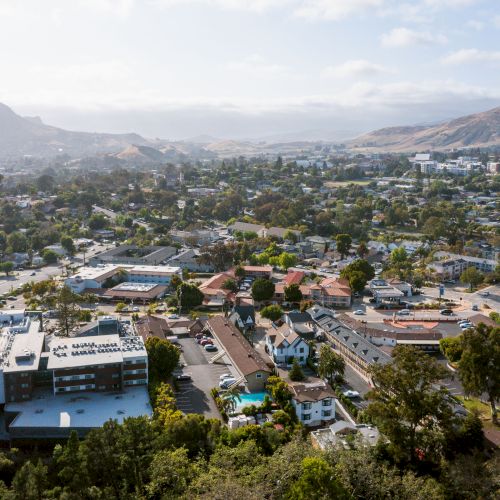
top-left (289, 382), bottom-right (336, 426)
top-left (265, 324), bottom-right (310, 366)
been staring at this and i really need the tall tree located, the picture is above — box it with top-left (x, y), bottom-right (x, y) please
top-left (367, 345), bottom-right (455, 464)
top-left (251, 278), bottom-right (275, 302)
top-left (459, 323), bottom-right (500, 424)
top-left (318, 344), bottom-right (345, 386)
top-left (284, 283), bottom-right (303, 303)
top-left (336, 234), bottom-right (352, 259)
top-left (460, 267), bottom-right (484, 291)
top-left (56, 286), bottom-right (80, 336)
top-left (145, 337), bottom-right (180, 384)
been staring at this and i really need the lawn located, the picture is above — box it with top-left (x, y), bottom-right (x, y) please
top-left (456, 396), bottom-right (497, 430)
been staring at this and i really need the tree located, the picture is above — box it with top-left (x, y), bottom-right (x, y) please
top-left (459, 324), bottom-right (500, 424)
top-left (145, 337), bottom-right (180, 384)
top-left (390, 246), bottom-right (409, 265)
top-left (460, 267), bottom-right (484, 291)
top-left (0, 261), bottom-right (14, 276)
top-left (234, 265), bottom-right (246, 281)
top-left (367, 345), bottom-right (454, 464)
top-left (177, 282), bottom-right (204, 310)
top-left (171, 274), bottom-right (182, 290)
top-left (357, 241), bottom-right (368, 258)
top-left (289, 358), bottom-right (305, 381)
top-left (7, 232), bottom-right (27, 253)
top-left (251, 278), bottom-right (275, 302)
top-left (60, 235), bottom-right (76, 255)
top-left (260, 305), bottom-right (283, 322)
top-left (318, 344), bottom-right (345, 385)
top-left (221, 385), bottom-right (242, 414)
top-left (284, 283), bottom-right (303, 303)
top-left (151, 382), bottom-right (183, 424)
top-left (222, 278), bottom-right (238, 293)
top-left (347, 270), bottom-right (367, 294)
top-left (278, 252), bottom-right (297, 270)
top-left (288, 457), bottom-right (349, 500)
top-left (42, 249), bottom-right (59, 265)
top-left (56, 286), bottom-right (80, 336)
top-left (341, 259), bottom-right (375, 282)
top-left (9, 459), bottom-right (48, 500)
top-left (283, 230), bottom-right (298, 243)
top-left (336, 234), bottom-right (352, 259)
top-left (439, 337), bottom-right (463, 363)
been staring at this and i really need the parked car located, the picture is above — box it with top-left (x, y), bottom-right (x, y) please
top-left (132, 306), bottom-right (140, 312)
top-left (219, 373), bottom-right (233, 382)
top-left (472, 304), bottom-right (479, 311)
top-left (30, 272), bottom-right (36, 276)
top-left (7, 296), bottom-right (16, 301)
top-left (440, 309), bottom-right (453, 315)
top-left (205, 344), bottom-right (218, 352)
top-left (168, 314), bottom-right (180, 319)
top-left (479, 291), bottom-right (490, 297)
top-left (200, 339), bottom-right (213, 346)
top-left (397, 309), bottom-right (411, 316)
top-left (219, 377), bottom-right (236, 389)
top-left (369, 298), bottom-right (377, 303)
top-left (175, 374), bottom-right (191, 381)
top-left (343, 390), bottom-right (360, 398)
top-left (353, 309), bottom-right (365, 315)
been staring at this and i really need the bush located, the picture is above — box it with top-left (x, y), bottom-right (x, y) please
top-left (289, 358), bottom-right (305, 382)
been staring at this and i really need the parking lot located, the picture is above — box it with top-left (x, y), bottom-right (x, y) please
top-left (174, 337), bottom-right (239, 419)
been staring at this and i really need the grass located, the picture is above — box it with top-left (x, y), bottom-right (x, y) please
top-left (456, 396), bottom-right (497, 430)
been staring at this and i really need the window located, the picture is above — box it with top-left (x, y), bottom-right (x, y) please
top-left (302, 414), bottom-right (311, 421)
top-left (322, 410), bottom-right (332, 417)
top-left (302, 402), bottom-right (312, 410)
top-left (112, 373), bottom-right (120, 379)
top-left (299, 347), bottom-right (304, 353)
top-left (322, 399), bottom-right (332, 407)
top-left (20, 383), bottom-right (29, 388)
top-left (256, 373), bottom-right (262, 378)
top-left (85, 384), bottom-right (94, 390)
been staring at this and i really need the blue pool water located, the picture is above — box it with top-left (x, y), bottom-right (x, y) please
top-left (236, 392), bottom-right (269, 410)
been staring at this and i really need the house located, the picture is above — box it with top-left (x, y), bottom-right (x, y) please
top-left (198, 271), bottom-right (236, 307)
top-left (311, 421), bottom-right (380, 450)
top-left (369, 279), bottom-right (404, 306)
top-left (307, 277), bottom-right (352, 308)
top-left (242, 265), bottom-right (273, 279)
top-left (167, 248), bottom-right (214, 272)
top-left (283, 270), bottom-right (305, 286)
top-left (205, 316), bottom-right (271, 392)
top-left (135, 315), bottom-right (171, 341)
top-left (284, 311), bottom-right (316, 340)
top-left (289, 382), bottom-right (336, 426)
top-left (265, 323), bottom-right (310, 366)
top-left (43, 244), bottom-right (67, 257)
top-left (385, 278), bottom-right (412, 297)
top-left (229, 304), bottom-right (256, 332)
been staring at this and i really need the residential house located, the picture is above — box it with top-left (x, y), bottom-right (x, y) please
top-left (289, 382), bottom-right (336, 426)
top-left (198, 271), bottom-right (236, 307)
top-left (311, 421), bottom-right (380, 450)
top-left (265, 323), bottom-right (310, 366)
top-left (229, 304), bottom-right (256, 332)
top-left (167, 248), bottom-right (214, 272)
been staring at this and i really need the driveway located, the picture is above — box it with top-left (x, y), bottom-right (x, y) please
top-left (174, 337), bottom-right (239, 419)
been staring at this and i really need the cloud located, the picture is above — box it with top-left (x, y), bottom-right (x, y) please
top-left (422, 0), bottom-right (477, 7)
top-left (442, 49), bottom-right (500, 64)
top-left (149, 0), bottom-right (289, 13)
top-left (466, 20), bottom-right (483, 31)
top-left (381, 27), bottom-right (447, 47)
top-left (293, 0), bottom-right (384, 20)
top-left (226, 54), bottom-right (289, 76)
top-left (323, 59), bottom-right (391, 78)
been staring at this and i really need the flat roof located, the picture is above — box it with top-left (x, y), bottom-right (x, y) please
top-left (1, 317), bottom-right (45, 374)
top-left (112, 282), bottom-right (157, 292)
top-left (47, 334), bottom-right (146, 370)
top-left (6, 386), bottom-right (152, 430)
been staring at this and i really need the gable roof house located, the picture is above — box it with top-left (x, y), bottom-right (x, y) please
top-left (265, 323), bottom-right (310, 367)
top-left (289, 382), bottom-right (336, 426)
top-left (229, 304), bottom-right (256, 331)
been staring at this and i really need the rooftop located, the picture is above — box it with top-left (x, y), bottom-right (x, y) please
top-left (6, 386), bottom-right (152, 432)
top-left (47, 334), bottom-right (146, 370)
top-left (289, 381), bottom-right (336, 403)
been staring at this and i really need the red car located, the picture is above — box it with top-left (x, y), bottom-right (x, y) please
top-left (200, 339), bottom-right (213, 346)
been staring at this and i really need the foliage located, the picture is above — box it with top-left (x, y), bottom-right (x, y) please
top-left (439, 336), bottom-right (463, 363)
top-left (285, 283), bottom-right (303, 303)
top-left (251, 278), bottom-right (275, 302)
top-left (289, 358), bottom-right (305, 381)
top-left (318, 344), bottom-right (345, 385)
top-left (0, 261), bottom-right (14, 275)
top-left (458, 323), bottom-right (500, 424)
top-left (42, 248), bottom-right (59, 264)
top-left (366, 345), bottom-right (455, 465)
top-left (336, 233), bottom-right (352, 259)
top-left (56, 286), bottom-right (80, 336)
top-left (460, 266), bottom-right (484, 291)
top-left (221, 278), bottom-right (238, 292)
top-left (145, 337), bottom-right (180, 384)
top-left (260, 304), bottom-right (283, 322)
top-left (177, 282), bottom-right (204, 310)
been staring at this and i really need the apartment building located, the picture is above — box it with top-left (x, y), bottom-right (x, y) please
top-left (289, 382), bottom-right (336, 426)
top-left (265, 323), bottom-right (310, 367)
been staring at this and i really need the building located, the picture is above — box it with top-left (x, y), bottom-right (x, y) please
top-left (198, 271), bottom-right (236, 307)
top-left (265, 323), bottom-right (310, 367)
top-left (242, 265), bottom-right (273, 279)
top-left (135, 315), bottom-right (172, 341)
top-left (308, 306), bottom-right (391, 382)
top-left (103, 282), bottom-right (168, 302)
top-left (47, 334), bottom-right (148, 394)
top-left (289, 381), bottom-right (336, 426)
top-left (385, 278), bottom-right (412, 297)
top-left (229, 304), bottom-right (256, 332)
top-left (369, 279), bottom-right (404, 306)
top-left (169, 229), bottom-right (218, 246)
top-left (89, 245), bottom-right (176, 267)
top-left (428, 252), bottom-right (497, 279)
top-left (167, 248), bottom-right (214, 272)
top-left (311, 421), bottom-right (380, 449)
top-left (205, 316), bottom-right (271, 392)
top-left (65, 264), bottom-right (182, 295)
top-left (228, 222), bottom-right (301, 241)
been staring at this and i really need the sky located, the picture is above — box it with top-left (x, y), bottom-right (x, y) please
top-left (0, 0), bottom-right (499, 140)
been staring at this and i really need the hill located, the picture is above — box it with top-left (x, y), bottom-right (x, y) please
top-left (0, 103), bottom-right (150, 158)
top-left (349, 106), bottom-right (500, 152)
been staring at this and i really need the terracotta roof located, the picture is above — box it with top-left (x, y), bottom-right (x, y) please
top-left (243, 265), bottom-right (273, 273)
top-left (206, 316), bottom-right (271, 377)
top-left (283, 271), bottom-right (305, 285)
top-left (199, 271), bottom-right (235, 291)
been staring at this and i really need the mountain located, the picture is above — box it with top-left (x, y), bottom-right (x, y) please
top-left (0, 103), bottom-right (150, 158)
top-left (349, 106), bottom-right (500, 152)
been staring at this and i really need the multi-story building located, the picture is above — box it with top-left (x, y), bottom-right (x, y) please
top-left (289, 382), bottom-right (336, 426)
top-left (265, 323), bottom-right (310, 367)
top-left (89, 245), bottom-right (176, 267)
top-left (428, 252), bottom-right (497, 279)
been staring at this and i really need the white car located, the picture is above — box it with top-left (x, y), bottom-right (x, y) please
top-left (219, 373), bottom-right (233, 382)
top-left (343, 390), bottom-right (360, 398)
top-left (132, 306), bottom-right (140, 312)
top-left (219, 377), bottom-right (236, 389)
top-left (353, 309), bottom-right (365, 315)
top-left (168, 314), bottom-right (180, 319)
top-left (397, 309), bottom-right (411, 316)
top-left (460, 323), bottom-right (473, 330)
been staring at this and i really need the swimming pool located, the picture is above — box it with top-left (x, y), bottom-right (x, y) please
top-left (235, 392), bottom-right (269, 410)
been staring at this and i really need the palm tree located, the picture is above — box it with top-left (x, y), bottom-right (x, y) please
top-left (221, 385), bottom-right (242, 414)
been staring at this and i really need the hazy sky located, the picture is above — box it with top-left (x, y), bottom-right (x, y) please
top-left (1, 0), bottom-right (499, 140)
